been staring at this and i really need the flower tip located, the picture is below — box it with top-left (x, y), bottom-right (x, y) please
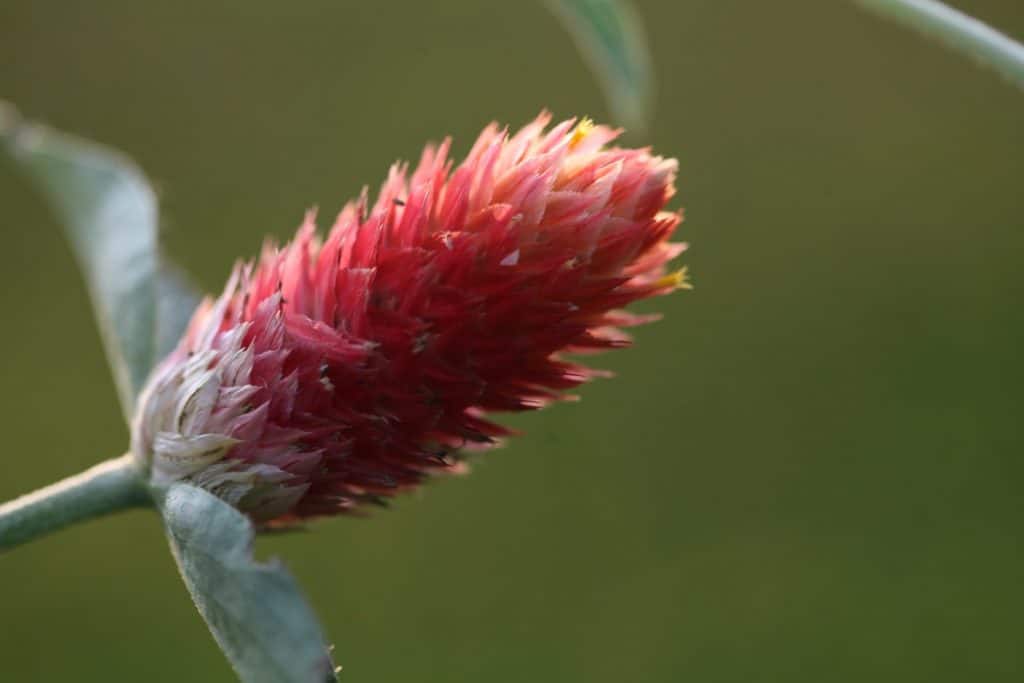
top-left (655, 266), bottom-right (693, 291)
top-left (568, 117), bottom-right (595, 149)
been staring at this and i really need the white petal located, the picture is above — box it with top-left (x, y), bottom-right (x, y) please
top-left (151, 431), bottom-right (239, 484)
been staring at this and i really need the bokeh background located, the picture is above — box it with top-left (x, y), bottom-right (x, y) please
top-left (2, 1), bottom-right (1023, 680)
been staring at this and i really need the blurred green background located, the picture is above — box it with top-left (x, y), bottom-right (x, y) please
top-left (2, 1), bottom-right (1023, 680)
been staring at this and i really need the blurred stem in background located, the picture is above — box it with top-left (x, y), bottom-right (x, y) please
top-left (0, 455), bottom-right (150, 552)
top-left (857, 0), bottom-right (1024, 89)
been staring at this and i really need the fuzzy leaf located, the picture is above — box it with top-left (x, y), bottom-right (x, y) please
top-left (156, 259), bottom-right (203, 362)
top-left (158, 483), bottom-right (338, 683)
top-left (548, 0), bottom-right (653, 132)
top-left (0, 104), bottom-right (202, 420)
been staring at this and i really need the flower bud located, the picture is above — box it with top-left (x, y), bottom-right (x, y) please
top-left (131, 113), bottom-right (686, 523)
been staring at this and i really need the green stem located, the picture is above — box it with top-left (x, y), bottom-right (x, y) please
top-left (0, 455), bottom-right (152, 552)
top-left (857, 0), bottom-right (1024, 89)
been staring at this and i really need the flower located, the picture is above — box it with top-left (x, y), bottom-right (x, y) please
top-left (131, 113), bottom-right (686, 523)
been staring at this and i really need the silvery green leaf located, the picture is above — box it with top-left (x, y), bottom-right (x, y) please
top-left (157, 259), bottom-right (203, 362)
top-left (0, 103), bottom-right (202, 420)
top-left (157, 483), bottom-right (338, 683)
top-left (548, 0), bottom-right (654, 132)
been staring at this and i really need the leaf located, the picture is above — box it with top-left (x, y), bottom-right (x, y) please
top-left (0, 103), bottom-right (203, 421)
top-left (547, 0), bottom-right (654, 132)
top-left (157, 483), bottom-right (338, 683)
top-left (856, 0), bottom-right (1024, 90)
top-left (156, 259), bottom-right (203, 362)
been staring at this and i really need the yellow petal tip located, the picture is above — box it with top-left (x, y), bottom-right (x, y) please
top-left (569, 117), bottom-right (595, 149)
top-left (655, 267), bottom-right (692, 291)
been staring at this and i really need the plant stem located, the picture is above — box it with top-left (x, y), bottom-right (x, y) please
top-left (857, 0), bottom-right (1024, 89)
top-left (0, 455), bottom-right (151, 552)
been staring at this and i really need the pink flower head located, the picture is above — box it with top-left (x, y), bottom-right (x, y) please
top-left (131, 113), bottom-right (687, 523)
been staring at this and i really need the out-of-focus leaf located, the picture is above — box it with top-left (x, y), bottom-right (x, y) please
top-left (0, 103), bottom-right (202, 420)
top-left (157, 483), bottom-right (338, 683)
top-left (857, 0), bottom-right (1024, 90)
top-left (547, 0), bottom-right (653, 132)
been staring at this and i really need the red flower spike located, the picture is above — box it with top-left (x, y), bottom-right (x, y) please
top-left (131, 113), bottom-right (687, 523)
